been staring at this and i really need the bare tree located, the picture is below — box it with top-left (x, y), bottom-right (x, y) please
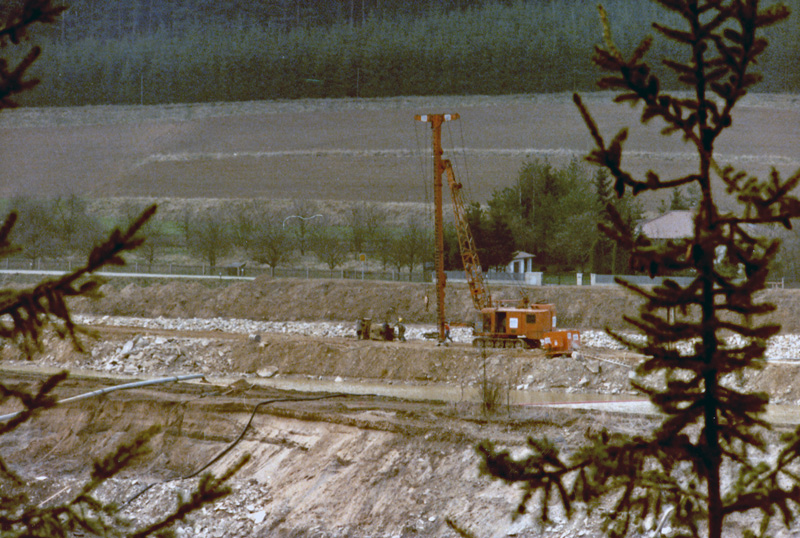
top-left (249, 212), bottom-right (296, 276)
top-left (288, 199), bottom-right (322, 255)
top-left (230, 200), bottom-right (259, 254)
top-left (6, 196), bottom-right (57, 265)
top-left (311, 227), bottom-right (349, 275)
top-left (49, 194), bottom-right (103, 257)
top-left (347, 201), bottom-right (387, 254)
top-left (186, 210), bottom-right (233, 269)
top-left (117, 200), bottom-right (170, 269)
top-left (387, 218), bottom-right (431, 280)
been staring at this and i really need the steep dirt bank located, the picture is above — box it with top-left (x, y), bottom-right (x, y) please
top-left (1, 362), bottom-right (787, 538)
top-left (1, 371), bottom-right (665, 538)
top-left (70, 276), bottom-right (800, 332)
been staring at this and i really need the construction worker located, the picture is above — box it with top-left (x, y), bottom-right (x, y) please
top-left (396, 318), bottom-right (406, 342)
top-left (444, 321), bottom-right (453, 343)
top-left (382, 321), bottom-right (394, 341)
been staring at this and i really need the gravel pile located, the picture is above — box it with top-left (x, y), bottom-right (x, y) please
top-left (77, 315), bottom-right (800, 360)
top-left (85, 335), bottom-right (227, 375)
top-left (76, 315), bottom-right (475, 343)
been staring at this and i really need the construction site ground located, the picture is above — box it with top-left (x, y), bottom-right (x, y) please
top-left (4, 92), bottom-right (800, 536)
top-left (4, 278), bottom-right (800, 538)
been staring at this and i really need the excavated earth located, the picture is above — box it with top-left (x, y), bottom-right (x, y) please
top-left (5, 91), bottom-right (800, 536)
top-left (5, 278), bottom-right (800, 538)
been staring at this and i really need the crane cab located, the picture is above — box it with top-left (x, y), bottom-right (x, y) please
top-left (473, 303), bottom-right (580, 354)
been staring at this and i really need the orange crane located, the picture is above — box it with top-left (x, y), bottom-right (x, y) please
top-left (416, 113), bottom-right (580, 354)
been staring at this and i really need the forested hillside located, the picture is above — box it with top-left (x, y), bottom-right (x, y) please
top-left (13, 0), bottom-right (800, 106)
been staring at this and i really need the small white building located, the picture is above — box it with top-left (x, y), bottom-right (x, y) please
top-left (506, 251), bottom-right (536, 274)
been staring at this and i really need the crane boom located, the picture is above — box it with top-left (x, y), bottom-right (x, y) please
top-left (443, 160), bottom-right (492, 311)
top-left (416, 112), bottom-right (579, 354)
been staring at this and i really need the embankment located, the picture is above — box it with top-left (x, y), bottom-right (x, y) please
top-left (71, 276), bottom-right (800, 332)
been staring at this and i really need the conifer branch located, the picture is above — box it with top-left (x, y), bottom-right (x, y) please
top-left (0, 204), bottom-right (156, 353)
top-left (484, 2), bottom-right (800, 536)
top-left (0, 4), bottom-right (244, 538)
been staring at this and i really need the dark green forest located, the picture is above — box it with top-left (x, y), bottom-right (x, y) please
top-left (14, 0), bottom-right (800, 106)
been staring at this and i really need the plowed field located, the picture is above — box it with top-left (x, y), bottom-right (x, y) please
top-left (3, 93), bottom-right (800, 209)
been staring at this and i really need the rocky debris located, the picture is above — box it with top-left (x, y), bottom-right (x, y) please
top-left (36, 475), bottom-right (277, 538)
top-left (75, 314), bottom-right (477, 343)
top-left (76, 314), bottom-right (800, 359)
top-left (35, 462), bottom-right (598, 538)
top-left (85, 335), bottom-right (221, 375)
top-left (256, 366), bottom-right (278, 378)
top-left (4, 315), bottom-right (791, 409)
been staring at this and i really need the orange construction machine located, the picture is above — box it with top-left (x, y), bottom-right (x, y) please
top-left (473, 298), bottom-right (580, 351)
top-left (445, 160), bottom-right (580, 353)
top-left (416, 112), bottom-right (580, 354)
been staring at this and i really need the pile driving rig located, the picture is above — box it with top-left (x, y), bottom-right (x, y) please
top-left (416, 113), bottom-right (580, 354)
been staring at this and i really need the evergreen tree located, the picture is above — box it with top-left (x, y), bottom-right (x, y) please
top-left (0, 0), bottom-right (66, 108)
top-left (478, 2), bottom-right (800, 537)
top-left (592, 168), bottom-right (642, 274)
top-left (461, 202), bottom-right (515, 271)
top-left (489, 159), bottom-right (599, 270)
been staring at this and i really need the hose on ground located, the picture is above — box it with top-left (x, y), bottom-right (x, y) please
top-left (120, 391), bottom-right (348, 507)
top-left (0, 374), bottom-right (205, 422)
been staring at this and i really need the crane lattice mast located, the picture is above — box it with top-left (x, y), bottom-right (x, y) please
top-left (443, 161), bottom-right (492, 310)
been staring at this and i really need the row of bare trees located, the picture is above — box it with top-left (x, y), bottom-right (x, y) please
top-left (12, 191), bottom-right (800, 282)
top-left (5, 197), bottom-right (433, 278)
top-left (178, 200), bottom-right (434, 278)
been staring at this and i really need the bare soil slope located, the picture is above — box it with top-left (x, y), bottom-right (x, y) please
top-left (6, 277), bottom-right (800, 537)
top-left (3, 93), bottom-right (800, 205)
top-left (71, 276), bottom-right (800, 332)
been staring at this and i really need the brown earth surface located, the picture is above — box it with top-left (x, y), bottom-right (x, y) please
top-left (68, 275), bottom-right (800, 333)
top-left (5, 277), bottom-right (800, 537)
top-left (4, 91), bottom-right (800, 536)
top-left (2, 93), bottom-right (800, 210)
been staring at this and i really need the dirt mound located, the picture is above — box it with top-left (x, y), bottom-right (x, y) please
top-left (71, 277), bottom-right (643, 329)
top-left (69, 277), bottom-right (800, 332)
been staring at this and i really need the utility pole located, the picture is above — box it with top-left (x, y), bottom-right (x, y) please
top-left (415, 113), bottom-right (459, 342)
